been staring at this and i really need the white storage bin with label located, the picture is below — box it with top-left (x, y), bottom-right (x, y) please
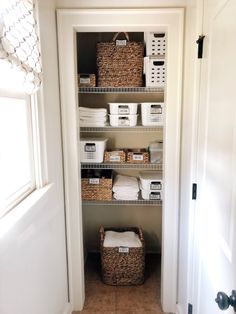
top-left (141, 102), bottom-right (164, 126)
top-left (141, 189), bottom-right (163, 201)
top-left (149, 141), bottom-right (163, 163)
top-left (80, 138), bottom-right (108, 163)
top-left (144, 32), bottom-right (166, 56)
top-left (109, 114), bottom-right (138, 127)
top-left (143, 57), bottom-right (165, 88)
top-left (139, 171), bottom-right (162, 191)
top-left (109, 103), bottom-right (138, 115)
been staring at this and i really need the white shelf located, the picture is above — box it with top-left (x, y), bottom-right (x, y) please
top-left (82, 198), bottom-right (162, 206)
top-left (81, 162), bottom-right (162, 170)
top-left (78, 86), bottom-right (164, 94)
top-left (80, 126), bottom-right (163, 133)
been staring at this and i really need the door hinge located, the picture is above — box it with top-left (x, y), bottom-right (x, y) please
top-left (196, 35), bottom-right (205, 59)
top-left (188, 303), bottom-right (193, 314)
top-left (192, 183), bottom-right (197, 200)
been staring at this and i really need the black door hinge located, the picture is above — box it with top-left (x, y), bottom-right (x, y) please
top-left (196, 35), bottom-right (205, 59)
top-left (188, 303), bottom-right (193, 314)
top-left (192, 183), bottom-right (197, 200)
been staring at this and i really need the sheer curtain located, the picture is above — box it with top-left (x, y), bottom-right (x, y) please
top-left (0, 0), bottom-right (42, 93)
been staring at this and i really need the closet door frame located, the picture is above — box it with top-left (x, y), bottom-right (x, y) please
top-left (57, 8), bottom-right (184, 313)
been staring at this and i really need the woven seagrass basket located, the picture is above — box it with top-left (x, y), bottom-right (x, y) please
top-left (97, 32), bottom-right (144, 87)
top-left (81, 170), bottom-right (113, 201)
top-left (104, 149), bottom-right (126, 163)
top-left (126, 149), bottom-right (149, 164)
top-left (100, 226), bottom-right (145, 286)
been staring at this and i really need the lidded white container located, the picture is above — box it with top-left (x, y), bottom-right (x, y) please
top-left (141, 102), bottom-right (164, 126)
top-left (139, 171), bottom-right (162, 191)
top-left (109, 114), bottom-right (138, 127)
top-left (80, 138), bottom-right (107, 163)
top-left (109, 103), bottom-right (138, 115)
top-left (149, 141), bottom-right (163, 164)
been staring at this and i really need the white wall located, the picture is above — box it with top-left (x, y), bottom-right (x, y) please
top-left (0, 1), bottom-right (69, 314)
top-left (56, 0), bottom-right (198, 312)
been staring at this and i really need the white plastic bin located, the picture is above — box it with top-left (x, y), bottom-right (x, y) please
top-left (145, 32), bottom-right (166, 56)
top-left (80, 138), bottom-right (107, 163)
top-left (109, 114), bottom-right (138, 127)
top-left (144, 57), bottom-right (165, 88)
top-left (141, 189), bottom-right (162, 200)
top-left (139, 171), bottom-right (162, 191)
top-left (141, 102), bottom-right (164, 126)
top-left (109, 103), bottom-right (138, 115)
top-left (149, 142), bottom-right (163, 163)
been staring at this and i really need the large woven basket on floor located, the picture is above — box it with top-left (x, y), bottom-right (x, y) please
top-left (97, 32), bottom-right (144, 87)
top-left (100, 226), bottom-right (145, 286)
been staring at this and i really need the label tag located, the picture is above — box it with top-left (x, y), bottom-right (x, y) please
top-left (118, 105), bottom-right (130, 114)
top-left (89, 178), bottom-right (100, 184)
top-left (119, 247), bottom-right (129, 253)
top-left (150, 104), bottom-right (162, 114)
top-left (133, 154), bottom-right (143, 161)
top-left (85, 143), bottom-right (96, 152)
top-left (150, 182), bottom-right (162, 190)
top-left (118, 117), bottom-right (129, 126)
top-left (150, 192), bottom-right (161, 200)
top-left (80, 77), bottom-right (91, 84)
top-left (116, 39), bottom-right (127, 46)
top-left (110, 155), bottom-right (121, 162)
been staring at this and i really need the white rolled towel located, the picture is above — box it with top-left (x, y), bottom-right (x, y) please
top-left (103, 231), bottom-right (142, 248)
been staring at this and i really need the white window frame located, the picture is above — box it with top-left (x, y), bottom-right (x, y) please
top-left (0, 87), bottom-right (46, 219)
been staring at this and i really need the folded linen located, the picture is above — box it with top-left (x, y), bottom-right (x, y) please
top-left (112, 175), bottom-right (139, 193)
top-left (103, 230), bottom-right (142, 248)
top-left (113, 192), bottom-right (139, 200)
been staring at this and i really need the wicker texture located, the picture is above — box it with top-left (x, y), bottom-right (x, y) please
top-left (97, 33), bottom-right (144, 87)
top-left (104, 150), bottom-right (126, 163)
top-left (100, 226), bottom-right (145, 286)
top-left (127, 149), bottom-right (149, 164)
top-left (81, 170), bottom-right (113, 201)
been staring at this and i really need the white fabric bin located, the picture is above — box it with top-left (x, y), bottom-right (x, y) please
top-left (141, 189), bottom-right (162, 200)
top-left (139, 171), bottom-right (162, 191)
top-left (80, 138), bottom-right (107, 163)
top-left (141, 102), bottom-right (164, 126)
top-left (109, 114), bottom-right (138, 127)
top-left (109, 103), bottom-right (138, 115)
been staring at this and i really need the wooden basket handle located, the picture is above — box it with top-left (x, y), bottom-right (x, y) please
top-left (100, 226), bottom-right (105, 241)
top-left (112, 32), bottom-right (129, 42)
top-left (138, 226), bottom-right (144, 241)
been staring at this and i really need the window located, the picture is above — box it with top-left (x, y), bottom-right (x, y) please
top-left (0, 61), bottom-right (42, 218)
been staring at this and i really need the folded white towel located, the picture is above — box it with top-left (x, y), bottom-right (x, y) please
top-left (103, 231), bottom-right (142, 248)
top-left (113, 175), bottom-right (139, 193)
top-left (113, 192), bottom-right (139, 200)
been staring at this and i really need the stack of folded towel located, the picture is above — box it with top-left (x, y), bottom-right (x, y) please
top-left (103, 230), bottom-right (142, 248)
top-left (79, 107), bottom-right (107, 127)
top-left (113, 175), bottom-right (140, 200)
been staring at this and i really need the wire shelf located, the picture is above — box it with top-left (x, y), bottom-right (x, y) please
top-left (82, 198), bottom-right (162, 206)
top-left (78, 86), bottom-right (164, 94)
top-left (80, 125), bottom-right (163, 133)
top-left (81, 162), bottom-right (162, 170)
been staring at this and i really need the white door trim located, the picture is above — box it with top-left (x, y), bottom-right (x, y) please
top-left (56, 8), bottom-right (184, 312)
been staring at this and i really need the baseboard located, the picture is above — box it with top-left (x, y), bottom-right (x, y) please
top-left (62, 302), bottom-right (72, 314)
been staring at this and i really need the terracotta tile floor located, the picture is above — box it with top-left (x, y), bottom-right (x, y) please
top-left (73, 253), bottom-right (164, 314)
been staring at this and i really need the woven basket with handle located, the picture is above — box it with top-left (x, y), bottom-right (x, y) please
top-left (97, 32), bottom-right (144, 87)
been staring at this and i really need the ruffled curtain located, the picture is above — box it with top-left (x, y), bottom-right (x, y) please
top-left (0, 0), bottom-right (42, 94)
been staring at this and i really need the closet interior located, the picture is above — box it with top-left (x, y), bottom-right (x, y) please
top-left (76, 31), bottom-right (165, 280)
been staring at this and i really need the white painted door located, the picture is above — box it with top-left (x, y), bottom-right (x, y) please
top-left (194, 0), bottom-right (236, 313)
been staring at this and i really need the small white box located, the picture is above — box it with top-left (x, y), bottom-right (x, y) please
top-left (145, 32), bottom-right (166, 56)
top-left (109, 103), bottom-right (138, 115)
top-left (149, 142), bottom-right (163, 164)
top-left (141, 102), bottom-right (164, 126)
top-left (109, 114), bottom-right (138, 127)
top-left (144, 57), bottom-right (165, 88)
top-left (141, 189), bottom-right (162, 200)
top-left (139, 171), bottom-right (163, 191)
top-left (80, 138), bottom-right (107, 163)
